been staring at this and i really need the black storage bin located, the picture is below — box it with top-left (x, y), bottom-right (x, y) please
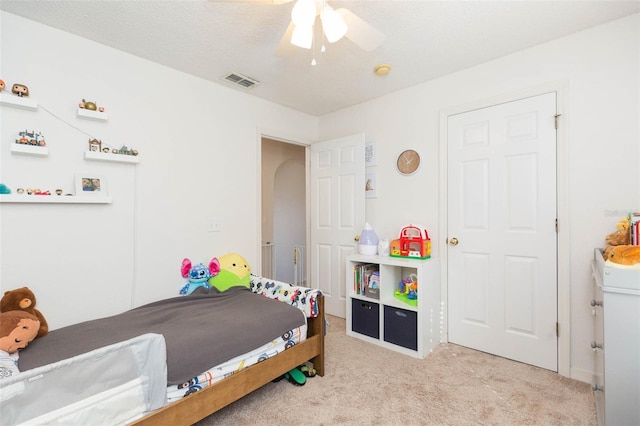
top-left (384, 306), bottom-right (418, 351)
top-left (351, 299), bottom-right (379, 339)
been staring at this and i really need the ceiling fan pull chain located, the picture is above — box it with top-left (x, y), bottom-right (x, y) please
top-left (311, 22), bottom-right (317, 66)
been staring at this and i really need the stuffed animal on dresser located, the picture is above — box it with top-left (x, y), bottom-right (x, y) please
top-left (603, 217), bottom-right (632, 260)
top-left (605, 244), bottom-right (640, 267)
top-left (0, 287), bottom-right (48, 338)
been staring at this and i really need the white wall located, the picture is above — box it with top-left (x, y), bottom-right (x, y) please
top-left (0, 12), bottom-right (317, 328)
top-left (2, 10), bottom-right (637, 383)
top-left (318, 14), bottom-right (639, 381)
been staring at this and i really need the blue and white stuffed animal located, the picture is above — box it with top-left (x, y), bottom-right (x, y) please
top-left (179, 258), bottom-right (220, 296)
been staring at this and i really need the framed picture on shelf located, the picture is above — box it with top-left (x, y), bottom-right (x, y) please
top-left (75, 173), bottom-right (107, 196)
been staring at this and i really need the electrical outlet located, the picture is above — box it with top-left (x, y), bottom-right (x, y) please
top-left (208, 218), bottom-right (221, 232)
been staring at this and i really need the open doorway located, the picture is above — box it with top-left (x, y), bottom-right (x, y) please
top-left (261, 137), bottom-right (306, 285)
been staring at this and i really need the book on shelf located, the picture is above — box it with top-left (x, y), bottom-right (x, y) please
top-left (629, 212), bottom-right (640, 245)
top-left (352, 263), bottom-right (380, 299)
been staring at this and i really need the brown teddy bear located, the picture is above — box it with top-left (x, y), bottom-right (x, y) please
top-left (0, 287), bottom-right (48, 338)
top-left (603, 217), bottom-right (631, 259)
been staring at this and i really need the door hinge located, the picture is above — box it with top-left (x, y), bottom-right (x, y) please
top-left (554, 114), bottom-right (562, 129)
top-left (555, 218), bottom-right (558, 233)
top-left (556, 322), bottom-right (559, 337)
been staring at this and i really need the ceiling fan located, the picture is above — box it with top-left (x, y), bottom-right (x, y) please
top-left (211, 0), bottom-right (385, 60)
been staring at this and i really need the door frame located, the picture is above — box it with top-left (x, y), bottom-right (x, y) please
top-left (438, 80), bottom-right (570, 377)
top-left (255, 129), bottom-right (312, 281)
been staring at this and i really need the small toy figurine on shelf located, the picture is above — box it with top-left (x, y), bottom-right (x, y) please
top-left (0, 79), bottom-right (5, 91)
top-left (79, 98), bottom-right (105, 112)
top-left (115, 145), bottom-right (139, 156)
top-left (15, 130), bottom-right (45, 146)
top-left (394, 273), bottom-right (418, 306)
top-left (88, 138), bottom-right (102, 152)
top-left (0, 184), bottom-right (11, 194)
top-left (11, 84), bottom-right (29, 97)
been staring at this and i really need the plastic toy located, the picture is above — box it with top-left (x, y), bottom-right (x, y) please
top-left (299, 364), bottom-right (317, 377)
top-left (390, 224), bottom-right (431, 259)
top-left (11, 83), bottom-right (29, 97)
top-left (284, 367), bottom-right (306, 385)
top-left (0, 79), bottom-right (5, 91)
top-left (79, 98), bottom-right (101, 111)
top-left (16, 130), bottom-right (45, 147)
top-left (394, 273), bottom-right (418, 306)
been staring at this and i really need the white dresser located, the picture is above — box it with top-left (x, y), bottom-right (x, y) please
top-left (591, 248), bottom-right (640, 426)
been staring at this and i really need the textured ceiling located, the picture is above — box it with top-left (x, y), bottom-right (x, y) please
top-left (1, 0), bottom-right (639, 116)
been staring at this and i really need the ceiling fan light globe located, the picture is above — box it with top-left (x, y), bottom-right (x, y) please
top-left (291, 24), bottom-right (313, 49)
top-left (321, 5), bottom-right (347, 43)
top-left (291, 0), bottom-right (316, 26)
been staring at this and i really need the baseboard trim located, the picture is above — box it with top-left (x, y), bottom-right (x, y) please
top-left (570, 366), bottom-right (593, 384)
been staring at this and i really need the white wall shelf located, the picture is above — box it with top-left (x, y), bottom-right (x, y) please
top-left (0, 93), bottom-right (38, 110)
top-left (77, 108), bottom-right (108, 121)
top-left (84, 151), bottom-right (139, 164)
top-left (11, 144), bottom-right (48, 156)
top-left (0, 195), bottom-right (112, 204)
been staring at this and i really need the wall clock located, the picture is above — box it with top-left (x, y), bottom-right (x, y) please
top-left (396, 149), bottom-right (421, 175)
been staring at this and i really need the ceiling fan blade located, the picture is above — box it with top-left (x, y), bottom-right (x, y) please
top-left (208, 0), bottom-right (293, 4)
top-left (275, 21), bottom-right (298, 57)
top-left (336, 8), bottom-right (385, 52)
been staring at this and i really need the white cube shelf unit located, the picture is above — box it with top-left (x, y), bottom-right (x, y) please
top-left (346, 254), bottom-right (441, 358)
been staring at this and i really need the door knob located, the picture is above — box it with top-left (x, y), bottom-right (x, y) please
top-left (449, 237), bottom-right (459, 246)
top-left (354, 235), bottom-right (360, 242)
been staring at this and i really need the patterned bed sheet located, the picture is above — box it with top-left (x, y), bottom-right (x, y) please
top-left (166, 323), bottom-right (307, 402)
top-left (250, 275), bottom-right (322, 318)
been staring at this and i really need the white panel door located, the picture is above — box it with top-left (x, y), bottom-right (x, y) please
top-left (447, 92), bottom-right (558, 371)
top-left (310, 134), bottom-right (365, 318)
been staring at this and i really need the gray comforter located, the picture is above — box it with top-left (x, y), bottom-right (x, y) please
top-left (18, 287), bottom-right (305, 385)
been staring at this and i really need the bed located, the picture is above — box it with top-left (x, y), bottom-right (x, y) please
top-left (0, 276), bottom-right (325, 425)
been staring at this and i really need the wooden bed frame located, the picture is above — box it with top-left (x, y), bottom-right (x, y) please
top-left (131, 295), bottom-right (325, 425)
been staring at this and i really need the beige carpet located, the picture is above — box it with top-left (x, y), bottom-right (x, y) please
top-left (195, 315), bottom-right (596, 425)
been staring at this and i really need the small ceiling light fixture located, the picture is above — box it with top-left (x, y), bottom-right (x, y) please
top-left (374, 64), bottom-right (391, 76)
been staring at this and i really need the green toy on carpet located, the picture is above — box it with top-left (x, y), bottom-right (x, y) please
top-left (299, 364), bottom-right (316, 377)
top-left (284, 367), bottom-right (306, 386)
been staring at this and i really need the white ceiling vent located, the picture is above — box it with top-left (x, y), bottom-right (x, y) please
top-left (223, 72), bottom-right (259, 89)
